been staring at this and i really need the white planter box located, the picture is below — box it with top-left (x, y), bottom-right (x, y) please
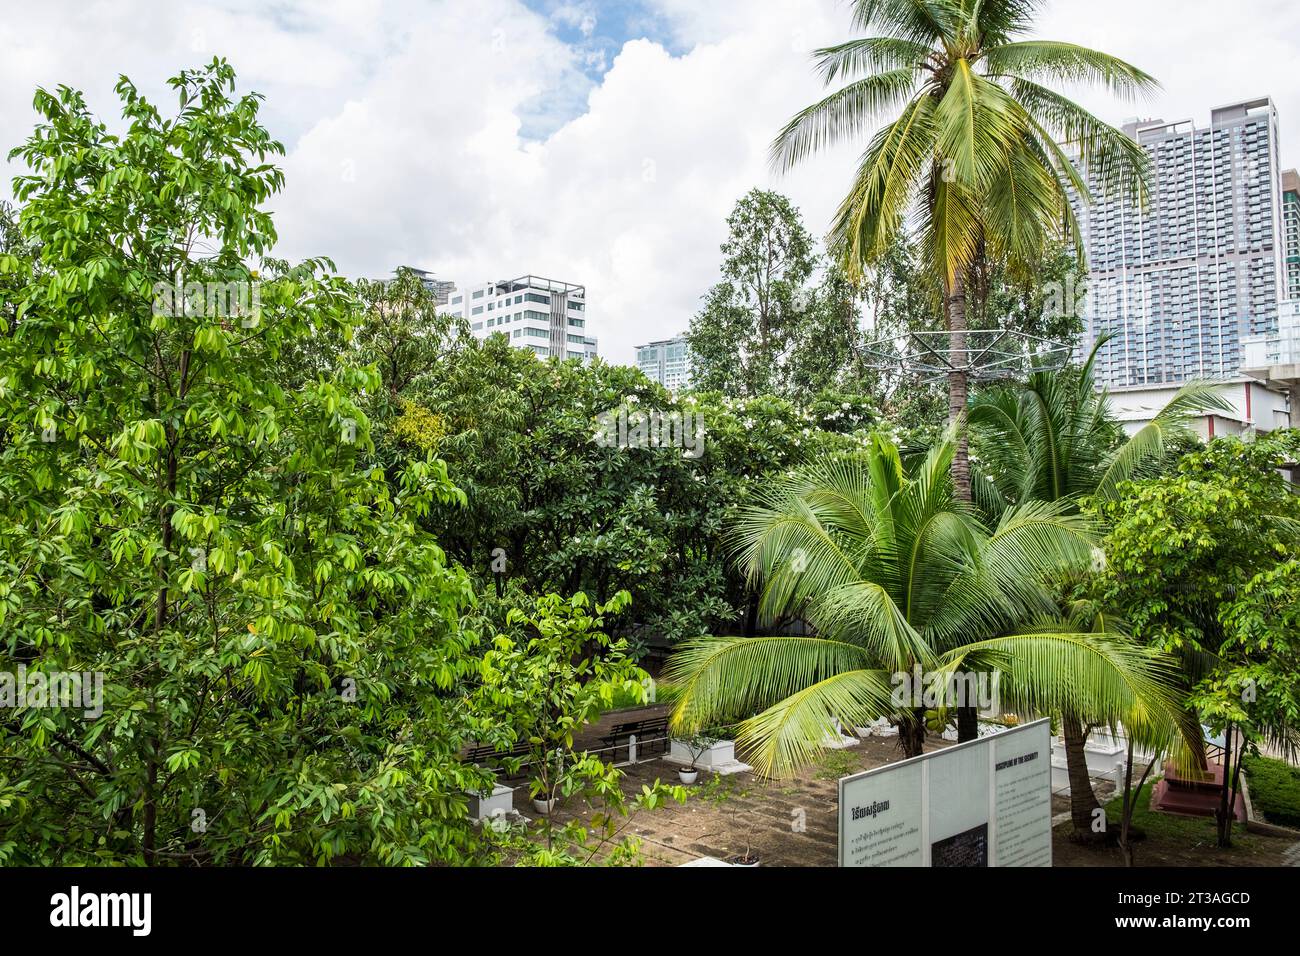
top-left (669, 738), bottom-right (736, 769)
top-left (855, 718), bottom-right (897, 738)
top-left (466, 784), bottom-right (514, 821)
top-left (679, 856), bottom-right (733, 867)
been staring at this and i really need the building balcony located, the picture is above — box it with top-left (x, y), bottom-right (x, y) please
top-left (1242, 328), bottom-right (1300, 368)
top-left (1242, 303), bottom-right (1300, 389)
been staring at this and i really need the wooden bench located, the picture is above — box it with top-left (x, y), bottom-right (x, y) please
top-left (463, 741), bottom-right (534, 778)
top-left (600, 714), bottom-right (671, 763)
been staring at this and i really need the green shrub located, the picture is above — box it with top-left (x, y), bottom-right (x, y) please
top-left (1242, 754), bottom-right (1300, 829)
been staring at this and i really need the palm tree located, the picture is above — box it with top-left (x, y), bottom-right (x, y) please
top-left (969, 334), bottom-right (1232, 515)
top-left (772, 0), bottom-right (1156, 502)
top-left (968, 343), bottom-right (1226, 836)
top-left (665, 431), bottom-right (1183, 776)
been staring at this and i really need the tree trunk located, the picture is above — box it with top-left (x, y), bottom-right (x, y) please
top-left (956, 705), bottom-right (979, 743)
top-left (1119, 740), bottom-right (1135, 866)
top-left (946, 271), bottom-right (971, 502)
top-left (1216, 723), bottom-right (1236, 848)
top-left (1062, 712), bottom-right (1103, 840)
top-left (742, 593), bottom-right (759, 638)
top-left (898, 707), bottom-right (926, 758)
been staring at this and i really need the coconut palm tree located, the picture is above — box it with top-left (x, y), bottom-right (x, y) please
top-left (665, 431), bottom-right (1183, 776)
top-left (772, 0), bottom-right (1156, 502)
top-left (967, 344), bottom-right (1226, 836)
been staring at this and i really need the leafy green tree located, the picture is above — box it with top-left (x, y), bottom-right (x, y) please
top-left (403, 340), bottom-right (735, 639)
top-left (472, 591), bottom-right (684, 865)
top-left (772, 0), bottom-right (1155, 501)
top-left (665, 431), bottom-right (1180, 772)
top-left (381, 332), bottom-right (875, 650)
top-left (1217, 559), bottom-right (1300, 758)
top-left (0, 62), bottom-right (492, 865)
top-left (355, 266), bottom-right (470, 402)
top-left (1100, 430), bottom-right (1300, 846)
top-left (688, 189), bottom-right (861, 401)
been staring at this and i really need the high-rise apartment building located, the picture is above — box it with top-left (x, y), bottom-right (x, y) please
top-left (1073, 97), bottom-right (1285, 387)
top-left (443, 275), bottom-right (597, 361)
top-left (1282, 168), bottom-right (1300, 300)
top-left (635, 335), bottom-right (692, 390)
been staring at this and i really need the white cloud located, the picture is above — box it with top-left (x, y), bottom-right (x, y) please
top-left (552, 3), bottom-right (598, 38)
top-left (3, 0), bottom-right (1300, 363)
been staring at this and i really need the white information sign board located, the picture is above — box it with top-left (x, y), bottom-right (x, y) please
top-left (838, 718), bottom-right (1052, 867)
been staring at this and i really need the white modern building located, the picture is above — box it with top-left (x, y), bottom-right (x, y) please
top-left (443, 275), bottom-right (597, 361)
top-left (1105, 378), bottom-right (1290, 438)
top-left (635, 335), bottom-right (692, 390)
top-left (1072, 98), bottom-right (1287, 389)
top-left (1240, 297), bottom-right (1300, 415)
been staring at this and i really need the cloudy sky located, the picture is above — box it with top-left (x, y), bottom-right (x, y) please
top-left (3, 0), bottom-right (1299, 362)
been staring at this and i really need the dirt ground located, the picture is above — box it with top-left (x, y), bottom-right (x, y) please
top-left (523, 707), bottom-right (1300, 867)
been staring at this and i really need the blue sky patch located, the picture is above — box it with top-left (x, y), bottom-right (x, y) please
top-left (515, 0), bottom-right (689, 138)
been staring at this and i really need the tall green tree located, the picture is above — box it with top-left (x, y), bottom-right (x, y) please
top-left (772, 0), bottom-right (1155, 501)
top-left (354, 266), bottom-right (470, 403)
top-left (688, 189), bottom-right (863, 401)
top-left (0, 62), bottom-right (491, 865)
top-left (383, 331), bottom-right (874, 649)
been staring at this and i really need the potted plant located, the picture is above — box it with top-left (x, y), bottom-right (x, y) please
top-left (674, 730), bottom-right (719, 784)
top-left (531, 747), bottom-right (567, 816)
top-left (726, 804), bottom-right (761, 865)
top-left (729, 833), bottom-right (761, 867)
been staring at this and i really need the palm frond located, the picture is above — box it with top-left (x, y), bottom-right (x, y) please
top-left (829, 96), bottom-right (939, 271)
top-left (1009, 77), bottom-right (1151, 202)
top-left (984, 40), bottom-right (1159, 99)
top-left (813, 36), bottom-right (933, 84)
top-left (940, 630), bottom-right (1186, 737)
top-left (849, 0), bottom-right (956, 44)
top-left (1093, 380), bottom-right (1234, 502)
top-left (737, 669), bottom-right (897, 777)
top-left (664, 635), bottom-right (879, 733)
top-left (770, 69), bottom-right (922, 172)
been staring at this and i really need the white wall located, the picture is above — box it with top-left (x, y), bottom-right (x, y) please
top-left (1106, 379), bottom-right (1291, 437)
